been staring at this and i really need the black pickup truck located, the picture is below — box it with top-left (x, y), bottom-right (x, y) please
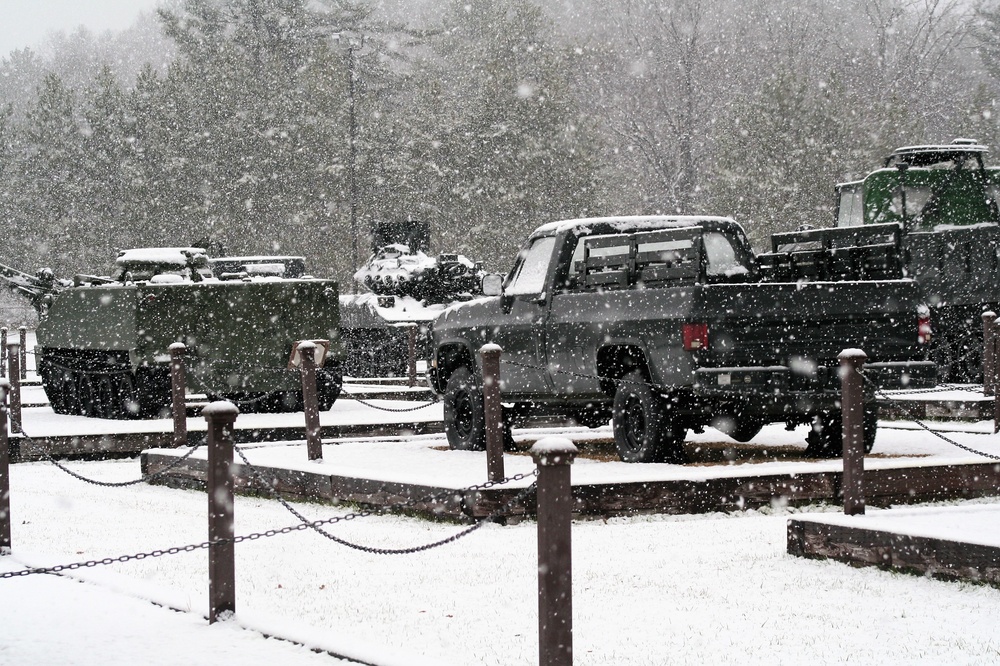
top-left (429, 216), bottom-right (936, 462)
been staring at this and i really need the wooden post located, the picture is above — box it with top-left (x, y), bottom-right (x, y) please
top-left (407, 324), bottom-right (418, 388)
top-left (532, 437), bottom-right (577, 666)
top-left (1, 379), bottom-right (10, 554)
top-left (299, 342), bottom-right (323, 461)
top-left (984, 312), bottom-right (997, 396)
top-left (6, 342), bottom-right (20, 435)
top-left (840, 349), bottom-right (867, 516)
top-left (18, 327), bottom-right (26, 381)
top-left (170, 343), bottom-right (187, 449)
top-left (994, 321), bottom-right (1000, 434)
top-left (480, 344), bottom-right (504, 482)
top-left (0, 328), bottom-right (6, 378)
top-left (204, 400), bottom-right (238, 623)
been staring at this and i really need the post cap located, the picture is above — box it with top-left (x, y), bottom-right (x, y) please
top-left (530, 437), bottom-right (579, 466)
top-left (984, 311), bottom-right (997, 320)
top-left (168, 342), bottom-right (187, 352)
top-left (479, 343), bottom-right (503, 355)
top-left (838, 348), bottom-right (867, 361)
top-left (202, 400), bottom-right (240, 419)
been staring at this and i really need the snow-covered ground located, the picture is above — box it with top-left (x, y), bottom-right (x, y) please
top-left (4, 416), bottom-right (1000, 665)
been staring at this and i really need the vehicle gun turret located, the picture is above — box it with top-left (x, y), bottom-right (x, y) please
top-left (0, 263), bottom-right (71, 314)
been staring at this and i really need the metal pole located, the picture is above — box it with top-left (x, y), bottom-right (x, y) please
top-left (1, 379), bottom-right (10, 553)
top-left (18, 327), bottom-right (26, 381)
top-left (6, 342), bottom-right (20, 435)
top-left (170, 343), bottom-right (187, 449)
top-left (407, 324), bottom-right (418, 388)
top-left (840, 349), bottom-right (867, 516)
top-left (532, 437), bottom-right (577, 666)
top-left (299, 342), bottom-right (323, 461)
top-left (205, 400), bottom-right (238, 624)
top-left (0, 328), bottom-right (6, 378)
top-left (480, 344), bottom-right (504, 482)
top-left (984, 311), bottom-right (996, 396)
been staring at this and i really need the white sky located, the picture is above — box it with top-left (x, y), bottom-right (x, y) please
top-left (0, 0), bottom-right (162, 58)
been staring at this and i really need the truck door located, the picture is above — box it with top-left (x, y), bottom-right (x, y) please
top-left (493, 235), bottom-right (557, 395)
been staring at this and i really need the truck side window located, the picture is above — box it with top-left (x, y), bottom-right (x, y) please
top-left (506, 236), bottom-right (557, 296)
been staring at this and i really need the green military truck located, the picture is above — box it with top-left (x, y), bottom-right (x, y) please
top-left (835, 139), bottom-right (1000, 381)
top-left (429, 216), bottom-right (935, 463)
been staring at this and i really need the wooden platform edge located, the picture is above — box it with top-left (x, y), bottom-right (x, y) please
top-left (141, 451), bottom-right (1000, 522)
top-left (787, 518), bottom-right (1000, 586)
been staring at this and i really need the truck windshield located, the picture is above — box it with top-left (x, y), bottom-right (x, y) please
top-left (506, 236), bottom-right (556, 295)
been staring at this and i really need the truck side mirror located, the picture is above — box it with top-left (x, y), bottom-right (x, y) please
top-left (482, 273), bottom-right (504, 296)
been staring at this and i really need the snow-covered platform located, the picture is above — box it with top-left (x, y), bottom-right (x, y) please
top-left (787, 504), bottom-right (1000, 587)
top-left (141, 421), bottom-right (1000, 521)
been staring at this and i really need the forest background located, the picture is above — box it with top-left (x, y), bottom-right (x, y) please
top-left (4, 0), bottom-right (1000, 289)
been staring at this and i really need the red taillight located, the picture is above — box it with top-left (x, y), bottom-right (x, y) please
top-left (917, 314), bottom-right (932, 345)
top-left (683, 323), bottom-right (709, 351)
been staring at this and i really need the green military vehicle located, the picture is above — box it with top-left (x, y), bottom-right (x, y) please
top-left (835, 139), bottom-right (1000, 381)
top-left (430, 216), bottom-right (935, 463)
top-left (2, 247), bottom-right (343, 418)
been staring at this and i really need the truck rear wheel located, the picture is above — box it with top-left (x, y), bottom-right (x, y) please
top-left (804, 406), bottom-right (877, 458)
top-left (612, 370), bottom-right (687, 463)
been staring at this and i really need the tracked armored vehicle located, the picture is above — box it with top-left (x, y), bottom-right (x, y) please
top-left (835, 139), bottom-right (1000, 381)
top-left (339, 220), bottom-right (486, 378)
top-left (2, 247), bottom-right (343, 418)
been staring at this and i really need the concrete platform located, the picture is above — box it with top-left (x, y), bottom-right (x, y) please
top-left (141, 423), bottom-right (1000, 522)
top-left (787, 504), bottom-right (1000, 587)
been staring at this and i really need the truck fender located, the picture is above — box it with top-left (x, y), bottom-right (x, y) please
top-left (432, 340), bottom-right (477, 392)
top-left (597, 342), bottom-right (652, 396)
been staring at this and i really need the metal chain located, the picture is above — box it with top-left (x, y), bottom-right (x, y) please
top-left (0, 468), bottom-right (540, 578)
top-left (348, 394), bottom-right (440, 412)
top-left (234, 443), bottom-right (536, 555)
top-left (864, 373), bottom-right (1000, 461)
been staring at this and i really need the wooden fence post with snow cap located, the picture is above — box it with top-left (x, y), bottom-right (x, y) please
top-left (1, 379), bottom-right (10, 553)
top-left (298, 341), bottom-right (323, 461)
top-left (984, 312), bottom-right (997, 397)
top-left (170, 343), bottom-right (187, 449)
top-left (532, 437), bottom-right (577, 666)
top-left (205, 400), bottom-right (238, 623)
top-left (407, 323), bottom-right (418, 388)
top-left (480, 344), bottom-right (504, 482)
top-left (6, 341), bottom-right (20, 435)
top-left (840, 349), bottom-right (867, 516)
top-left (18, 327), bottom-right (26, 381)
top-left (993, 320), bottom-right (1000, 434)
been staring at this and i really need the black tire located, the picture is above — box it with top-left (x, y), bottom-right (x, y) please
top-left (94, 375), bottom-right (116, 419)
top-left (317, 362), bottom-right (343, 411)
top-left (612, 370), bottom-right (687, 463)
top-left (804, 405), bottom-right (878, 458)
top-left (443, 367), bottom-right (486, 451)
top-left (76, 374), bottom-right (97, 417)
top-left (116, 373), bottom-right (141, 419)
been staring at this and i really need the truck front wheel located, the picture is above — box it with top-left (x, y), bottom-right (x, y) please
top-left (444, 367), bottom-right (487, 451)
top-left (612, 370), bottom-right (687, 463)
